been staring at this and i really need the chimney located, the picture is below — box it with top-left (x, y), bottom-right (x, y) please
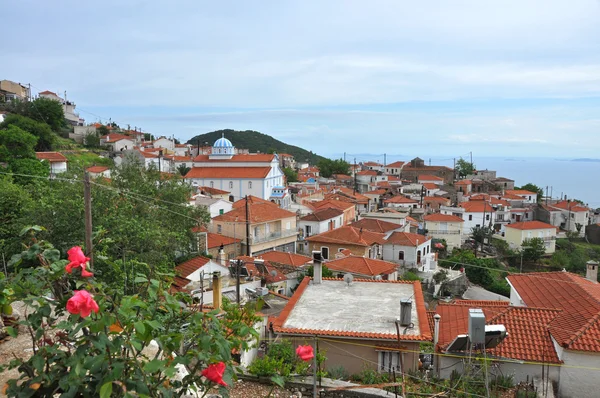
top-left (433, 313), bottom-right (441, 375)
top-left (399, 298), bottom-right (412, 326)
top-left (212, 271), bottom-right (222, 310)
top-left (586, 260), bottom-right (599, 283)
top-left (312, 250), bottom-right (323, 284)
top-left (218, 244), bottom-right (226, 266)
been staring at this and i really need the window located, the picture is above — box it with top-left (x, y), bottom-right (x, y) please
top-left (468, 215), bottom-right (473, 221)
top-left (210, 181), bottom-right (214, 188)
top-left (248, 181), bottom-right (252, 189)
top-left (219, 209), bottom-right (224, 215)
top-left (217, 224), bottom-right (222, 234)
top-left (321, 247), bottom-right (329, 260)
top-left (338, 248), bottom-right (347, 252)
top-left (229, 181), bottom-right (233, 189)
top-left (379, 351), bottom-right (401, 372)
top-left (486, 214), bottom-right (490, 221)
top-left (305, 225), bottom-right (312, 236)
top-left (398, 251), bottom-right (405, 260)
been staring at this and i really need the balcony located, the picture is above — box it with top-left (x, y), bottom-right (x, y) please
top-left (250, 229), bottom-right (298, 245)
top-left (427, 229), bottom-right (461, 235)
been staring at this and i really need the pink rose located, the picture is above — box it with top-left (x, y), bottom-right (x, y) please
top-left (65, 246), bottom-right (93, 277)
top-left (296, 345), bottom-right (314, 362)
top-left (202, 362), bottom-right (227, 386)
top-left (66, 290), bottom-right (99, 318)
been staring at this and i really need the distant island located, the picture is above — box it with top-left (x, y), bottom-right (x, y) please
top-left (571, 158), bottom-right (600, 162)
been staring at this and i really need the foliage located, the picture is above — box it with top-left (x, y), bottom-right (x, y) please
top-left (401, 270), bottom-right (421, 281)
top-left (470, 225), bottom-right (494, 248)
top-left (445, 250), bottom-right (504, 291)
top-left (492, 374), bottom-right (515, 390)
top-left (327, 365), bottom-right (349, 380)
top-left (248, 340), bottom-right (318, 379)
top-left (65, 151), bottom-right (113, 168)
top-left (187, 129), bottom-right (325, 165)
top-left (283, 167), bottom-right (298, 183)
top-left (8, 158), bottom-right (50, 186)
top-left (551, 238), bottom-right (599, 274)
top-left (432, 269), bottom-right (448, 284)
top-left (248, 356), bottom-right (293, 378)
top-left (267, 341), bottom-right (295, 365)
top-left (521, 238), bottom-right (546, 263)
top-left (455, 157), bottom-right (475, 178)
top-left (492, 238), bottom-right (519, 266)
top-left (177, 163), bottom-right (191, 177)
top-left (84, 131), bottom-right (101, 148)
top-left (28, 97), bottom-right (66, 132)
top-left (351, 365), bottom-right (389, 385)
top-left (0, 125), bottom-right (38, 161)
top-left (0, 113), bottom-right (57, 151)
top-left (515, 183), bottom-right (543, 202)
top-left (317, 158), bottom-right (351, 178)
top-left (2, 230), bottom-right (260, 397)
top-left (306, 264), bottom-right (334, 278)
top-left (0, 177), bottom-right (33, 255)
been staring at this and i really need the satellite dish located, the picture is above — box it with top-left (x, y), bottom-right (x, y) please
top-left (374, 275), bottom-right (382, 280)
top-left (270, 270), bottom-right (277, 277)
top-left (343, 273), bottom-right (354, 286)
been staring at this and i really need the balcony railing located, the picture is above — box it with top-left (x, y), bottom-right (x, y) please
top-left (250, 229), bottom-right (298, 244)
top-left (427, 229), bottom-right (461, 235)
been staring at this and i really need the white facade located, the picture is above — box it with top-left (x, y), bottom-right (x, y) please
top-left (153, 137), bottom-right (175, 151)
top-left (102, 138), bottom-right (135, 152)
top-left (49, 161), bottom-right (68, 175)
top-left (194, 197), bottom-right (233, 218)
top-left (440, 206), bottom-right (495, 234)
top-left (298, 214), bottom-right (344, 239)
top-left (382, 240), bottom-right (432, 268)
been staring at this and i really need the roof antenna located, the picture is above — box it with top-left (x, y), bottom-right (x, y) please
top-left (343, 273), bottom-right (354, 287)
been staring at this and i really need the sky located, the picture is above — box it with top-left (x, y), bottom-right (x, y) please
top-left (4, 0), bottom-right (600, 158)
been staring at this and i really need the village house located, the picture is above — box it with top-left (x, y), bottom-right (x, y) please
top-left (363, 161), bottom-right (383, 172)
top-left (544, 200), bottom-right (590, 236)
top-left (86, 165), bottom-right (111, 179)
top-left (423, 213), bottom-right (464, 250)
top-left (35, 152), bottom-right (68, 176)
top-left (304, 226), bottom-right (385, 260)
top-left (382, 232), bottom-right (434, 271)
top-left (211, 197), bottom-right (297, 255)
top-left (118, 148), bottom-right (171, 172)
top-left (492, 177), bottom-right (515, 190)
top-left (355, 170), bottom-right (378, 192)
top-left (349, 218), bottom-right (404, 235)
top-left (363, 188), bottom-right (388, 210)
top-left (325, 255), bottom-right (398, 280)
top-left (100, 134), bottom-right (135, 152)
top-left (235, 256), bottom-right (296, 296)
top-left (308, 199), bottom-right (356, 225)
top-left (359, 210), bottom-right (409, 230)
top-left (152, 137), bottom-right (175, 152)
top-left (194, 227), bottom-right (242, 260)
top-left (38, 90), bottom-right (84, 126)
top-left (259, 250), bottom-right (312, 271)
top-left (400, 157), bottom-right (454, 185)
top-left (422, 196), bottom-right (451, 213)
top-left (455, 179), bottom-right (472, 194)
top-left (440, 201), bottom-right (496, 234)
top-left (197, 186), bottom-right (231, 201)
top-left (506, 271), bottom-right (600, 397)
top-left (384, 161), bottom-right (405, 176)
top-left (272, 274), bottom-right (431, 375)
top-left (504, 221), bottom-right (557, 254)
top-left (418, 174), bottom-right (444, 186)
top-left (298, 208), bottom-right (344, 240)
top-left (384, 195), bottom-right (419, 209)
top-left (504, 189), bottom-right (538, 204)
top-left (0, 80), bottom-right (30, 102)
top-left (193, 195), bottom-right (233, 218)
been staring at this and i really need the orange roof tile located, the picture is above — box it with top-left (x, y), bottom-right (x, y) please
top-left (460, 201), bottom-right (496, 213)
top-left (384, 195), bottom-right (418, 204)
top-left (193, 154), bottom-right (276, 163)
top-left (364, 161), bottom-right (382, 166)
top-left (231, 195), bottom-right (274, 208)
top-left (184, 167), bottom-right (271, 179)
top-left (422, 183), bottom-right (439, 190)
top-left (506, 221), bottom-right (556, 230)
top-left (258, 251), bottom-right (312, 267)
top-left (423, 196), bottom-right (451, 204)
top-left (349, 218), bottom-right (401, 234)
top-left (300, 208), bottom-right (344, 222)
top-left (455, 180), bottom-right (472, 186)
top-left (198, 186), bottom-right (230, 195)
top-left (35, 152), bottom-right (67, 162)
top-left (365, 189), bottom-right (388, 196)
top-left (423, 214), bottom-right (464, 223)
top-left (357, 170), bottom-right (377, 176)
top-left (175, 256), bottom-right (211, 278)
top-left (206, 233), bottom-right (241, 249)
top-left (213, 201), bottom-right (295, 223)
top-left (452, 300), bottom-right (509, 306)
top-left (386, 161), bottom-right (405, 168)
top-left (310, 199), bottom-right (355, 212)
top-left (86, 166), bottom-right (109, 173)
top-left (306, 226), bottom-right (386, 247)
top-left (326, 255), bottom-right (397, 276)
top-left (418, 175), bottom-right (444, 181)
top-left (386, 231), bottom-right (430, 246)
top-left (550, 200), bottom-right (588, 213)
top-left (506, 189), bottom-right (537, 196)
top-left (101, 133), bottom-right (134, 143)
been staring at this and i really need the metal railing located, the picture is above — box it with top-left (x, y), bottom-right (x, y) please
top-left (427, 229), bottom-right (461, 235)
top-left (250, 229), bottom-right (298, 244)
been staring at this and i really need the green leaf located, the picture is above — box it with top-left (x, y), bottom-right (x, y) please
top-left (143, 359), bottom-right (165, 373)
top-left (5, 327), bottom-right (17, 338)
top-left (134, 276), bottom-right (148, 284)
top-left (42, 248), bottom-right (61, 263)
top-left (100, 381), bottom-right (113, 398)
top-left (32, 355), bottom-right (44, 373)
top-left (133, 321), bottom-right (145, 335)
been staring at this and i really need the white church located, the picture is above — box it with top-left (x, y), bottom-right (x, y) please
top-left (184, 135), bottom-right (290, 208)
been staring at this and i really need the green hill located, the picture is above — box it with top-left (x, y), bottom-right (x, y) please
top-left (187, 129), bottom-right (325, 165)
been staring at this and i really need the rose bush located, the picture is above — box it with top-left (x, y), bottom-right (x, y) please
top-left (1, 226), bottom-right (261, 397)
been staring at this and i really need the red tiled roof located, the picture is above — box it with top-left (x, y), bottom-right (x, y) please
top-left (422, 183), bottom-right (439, 190)
top-left (423, 214), bottom-right (464, 223)
top-left (206, 233), bottom-right (241, 249)
top-left (184, 167), bottom-right (271, 179)
top-left (349, 218), bottom-right (401, 234)
top-left (452, 300), bottom-right (509, 306)
top-left (365, 189), bottom-right (388, 196)
top-left (357, 170), bottom-right (377, 176)
top-left (213, 201), bottom-right (295, 223)
top-left (460, 201), bottom-right (496, 213)
top-left (86, 166), bottom-right (109, 173)
top-left (193, 154), bottom-right (276, 162)
top-left (236, 257), bottom-right (288, 283)
top-left (550, 200), bottom-right (588, 213)
top-left (423, 196), bottom-right (450, 204)
top-left (434, 303), bottom-right (562, 363)
top-left (258, 251), bottom-right (312, 267)
top-left (364, 161), bottom-right (382, 166)
top-left (198, 186), bottom-right (230, 195)
top-left (175, 256), bottom-right (211, 278)
top-left (386, 161), bottom-right (405, 168)
top-left (101, 133), bottom-right (134, 143)
top-left (507, 272), bottom-right (600, 352)
top-left (384, 195), bottom-right (418, 204)
top-left (505, 221), bottom-right (556, 231)
top-left (333, 174), bottom-right (353, 181)
top-left (455, 180), bottom-right (472, 186)
top-left (305, 226), bottom-right (386, 247)
top-left (39, 90), bottom-right (58, 95)
top-left (502, 193), bottom-right (525, 200)
top-left (273, 277), bottom-right (431, 341)
top-left (300, 208), bottom-right (344, 222)
top-left (326, 256), bottom-right (397, 276)
top-left (232, 195), bottom-right (274, 208)
top-left (386, 231), bottom-right (430, 246)
top-left (309, 199), bottom-right (355, 212)
top-left (418, 175), bottom-right (444, 181)
top-left (35, 152), bottom-right (67, 162)
top-left (506, 190), bottom-right (537, 196)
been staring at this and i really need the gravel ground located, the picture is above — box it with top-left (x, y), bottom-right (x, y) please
top-left (222, 379), bottom-right (296, 398)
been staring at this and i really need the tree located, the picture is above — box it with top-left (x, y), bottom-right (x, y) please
top-left (455, 157), bottom-right (475, 178)
top-left (516, 183), bottom-right (543, 202)
top-left (0, 125), bottom-right (38, 161)
top-left (8, 158), bottom-right (50, 185)
top-left (0, 177), bottom-right (32, 256)
top-left (0, 114), bottom-right (56, 151)
top-left (26, 97), bottom-right (65, 132)
top-left (521, 238), bottom-right (546, 263)
top-left (176, 163), bottom-right (191, 176)
top-left (317, 158), bottom-right (350, 178)
top-left (83, 132), bottom-right (100, 148)
top-left (306, 264), bottom-right (333, 277)
top-left (470, 225), bottom-right (494, 255)
top-left (283, 167), bottom-right (298, 183)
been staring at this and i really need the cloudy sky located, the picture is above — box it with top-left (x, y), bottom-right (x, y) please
top-left (5, 0), bottom-right (600, 158)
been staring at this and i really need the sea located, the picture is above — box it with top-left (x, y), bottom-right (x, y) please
top-left (331, 154), bottom-right (600, 208)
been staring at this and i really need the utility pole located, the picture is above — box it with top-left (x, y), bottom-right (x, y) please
top-left (470, 151), bottom-right (473, 166)
top-left (236, 258), bottom-right (241, 305)
top-left (343, 152), bottom-right (346, 163)
top-left (429, 158), bottom-right (431, 166)
top-left (384, 153), bottom-right (386, 167)
top-left (245, 195), bottom-right (251, 256)
top-left (353, 157), bottom-right (358, 194)
top-left (83, 172), bottom-right (94, 268)
top-left (545, 186), bottom-right (549, 205)
top-left (453, 158), bottom-right (456, 180)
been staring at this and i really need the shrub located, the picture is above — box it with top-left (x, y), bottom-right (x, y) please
top-left (268, 341), bottom-right (295, 365)
top-left (328, 365), bottom-right (349, 380)
top-left (248, 356), bottom-right (292, 378)
top-left (402, 271), bottom-right (421, 281)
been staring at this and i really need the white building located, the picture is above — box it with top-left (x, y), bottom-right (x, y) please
top-left (194, 196), bottom-right (233, 218)
top-left (504, 221), bottom-right (557, 254)
top-left (185, 135), bottom-right (287, 203)
top-left (440, 201), bottom-right (496, 234)
top-left (100, 134), bottom-right (135, 152)
top-left (382, 231), bottom-right (434, 271)
top-left (298, 208), bottom-right (344, 239)
top-left (38, 90), bottom-right (84, 126)
top-left (153, 137), bottom-right (175, 151)
top-left (505, 189), bottom-right (537, 204)
top-left (86, 165), bottom-right (111, 179)
top-left (35, 152), bottom-right (68, 175)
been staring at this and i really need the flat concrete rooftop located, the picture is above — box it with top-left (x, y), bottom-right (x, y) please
top-left (282, 280), bottom-right (421, 336)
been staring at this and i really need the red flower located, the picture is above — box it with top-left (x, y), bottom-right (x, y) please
top-left (65, 246), bottom-right (93, 277)
top-left (296, 345), bottom-right (314, 362)
top-left (202, 362), bottom-right (227, 386)
top-left (66, 290), bottom-right (99, 318)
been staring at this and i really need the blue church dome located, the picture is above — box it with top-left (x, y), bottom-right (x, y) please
top-left (213, 135), bottom-right (233, 148)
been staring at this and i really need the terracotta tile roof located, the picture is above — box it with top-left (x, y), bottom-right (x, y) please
top-left (39, 90), bottom-right (58, 95)
top-left (273, 277), bottom-right (431, 341)
top-left (357, 170), bottom-right (378, 176)
top-left (236, 257), bottom-right (288, 283)
top-left (365, 189), bottom-right (388, 196)
top-left (506, 190), bottom-right (537, 196)
top-left (101, 133), bottom-right (134, 143)
top-left (460, 201), bottom-right (496, 213)
top-left (193, 154), bottom-right (276, 163)
top-left (300, 166), bottom-right (319, 173)
top-left (305, 226), bottom-right (386, 247)
top-left (550, 200), bottom-right (588, 212)
top-left (232, 195), bottom-right (274, 208)
top-left (175, 256), bottom-right (211, 278)
top-left (452, 300), bottom-right (509, 306)
top-left (213, 201), bottom-right (296, 223)
top-left (333, 174), bottom-right (353, 181)
top-left (422, 183), bottom-right (439, 190)
top-left (259, 251), bottom-right (312, 267)
top-left (184, 167), bottom-right (271, 179)
top-left (198, 186), bottom-right (230, 195)
top-left (172, 276), bottom-right (192, 289)
top-left (384, 195), bottom-right (418, 204)
top-left (490, 197), bottom-right (511, 206)
top-left (376, 181), bottom-right (392, 188)
top-left (423, 214), bottom-right (464, 223)
top-left (507, 272), bottom-right (600, 352)
top-left (331, 187), bottom-right (370, 203)
top-left (349, 218), bottom-right (401, 234)
top-left (206, 233), bottom-right (241, 249)
top-left (300, 208), bottom-right (344, 222)
top-left (387, 175), bottom-right (401, 181)
top-left (506, 221), bottom-right (557, 231)
top-left (386, 231), bottom-right (430, 246)
top-left (310, 199), bottom-right (355, 212)
top-left (434, 303), bottom-right (562, 363)
top-left (502, 193), bottom-right (525, 200)
top-left (326, 256), bottom-right (397, 276)
top-left (423, 196), bottom-right (450, 204)
top-left (86, 166), bottom-right (109, 173)
top-left (386, 161), bottom-right (405, 168)
top-left (35, 152), bottom-right (67, 162)
top-left (418, 175), bottom-right (444, 181)
top-left (455, 180), bottom-right (472, 186)
top-left (363, 161), bottom-right (382, 166)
